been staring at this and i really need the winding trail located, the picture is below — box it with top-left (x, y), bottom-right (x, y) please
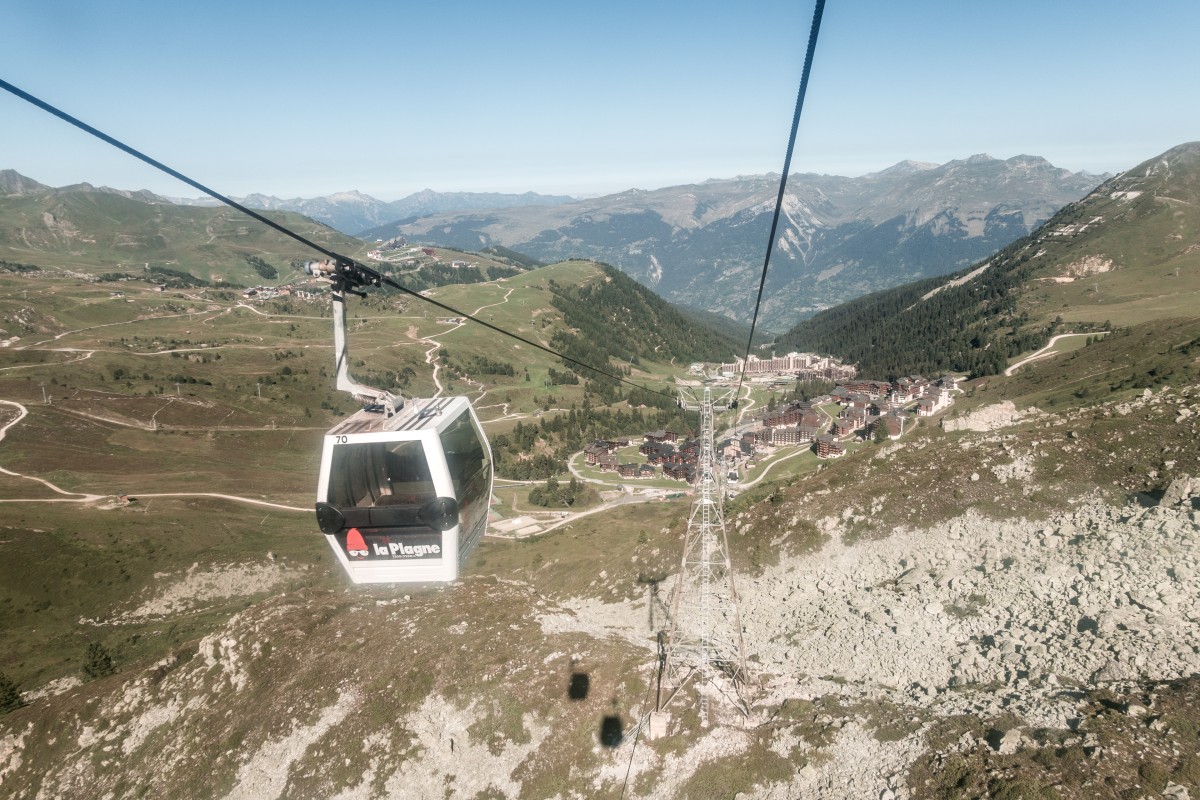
top-left (1004, 333), bottom-right (1097, 376)
top-left (0, 399), bottom-right (308, 512)
top-left (0, 400), bottom-right (104, 501)
top-left (736, 447), bottom-right (810, 490)
top-left (415, 286), bottom-right (515, 399)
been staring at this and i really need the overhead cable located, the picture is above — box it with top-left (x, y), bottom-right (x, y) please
top-left (734, 0), bottom-right (827, 399)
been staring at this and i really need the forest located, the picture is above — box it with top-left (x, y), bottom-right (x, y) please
top-left (774, 225), bottom-right (1076, 380)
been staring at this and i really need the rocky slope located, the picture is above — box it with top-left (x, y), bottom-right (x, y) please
top-left (3, 370), bottom-right (1198, 798)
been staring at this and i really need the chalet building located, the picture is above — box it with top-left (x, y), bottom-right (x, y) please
top-left (739, 433), bottom-right (756, 456)
top-left (584, 444), bottom-right (605, 465)
top-left (660, 449), bottom-right (686, 466)
top-left (915, 384), bottom-right (952, 416)
top-left (643, 430), bottom-right (679, 444)
top-left (799, 422), bottom-right (821, 441)
top-left (762, 410), bottom-right (797, 428)
top-left (678, 439), bottom-right (701, 459)
top-left (846, 393), bottom-right (873, 410)
top-left (799, 410), bottom-right (822, 429)
top-left (771, 426), bottom-right (812, 446)
top-left (832, 417), bottom-right (858, 438)
top-left (663, 462), bottom-right (696, 482)
top-left (584, 440), bottom-right (617, 465)
top-left (598, 454), bottom-right (619, 471)
top-left (889, 381), bottom-right (916, 404)
top-left (584, 439), bottom-right (622, 464)
top-left (838, 379), bottom-right (892, 398)
top-left (639, 464), bottom-right (657, 479)
top-left (640, 442), bottom-right (675, 464)
top-left (833, 406), bottom-right (867, 438)
top-left (617, 463), bottom-right (640, 478)
top-left (815, 434), bottom-right (846, 459)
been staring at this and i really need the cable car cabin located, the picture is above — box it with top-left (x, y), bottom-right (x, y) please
top-left (314, 396), bottom-right (492, 584)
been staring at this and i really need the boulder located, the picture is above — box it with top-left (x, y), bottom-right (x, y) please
top-left (1161, 475), bottom-right (1196, 507)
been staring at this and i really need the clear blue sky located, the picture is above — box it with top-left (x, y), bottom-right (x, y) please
top-left (3, 0), bottom-right (1198, 200)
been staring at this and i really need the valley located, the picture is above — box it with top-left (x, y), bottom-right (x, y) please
top-left (0, 142), bottom-right (1198, 800)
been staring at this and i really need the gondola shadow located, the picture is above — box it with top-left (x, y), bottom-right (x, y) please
top-left (568, 671), bottom-right (590, 700)
top-left (599, 714), bottom-right (623, 748)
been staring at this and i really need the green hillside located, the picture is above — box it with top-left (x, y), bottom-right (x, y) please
top-left (776, 142), bottom-right (1200, 379)
top-left (0, 186), bottom-right (371, 286)
top-left (544, 263), bottom-right (738, 402)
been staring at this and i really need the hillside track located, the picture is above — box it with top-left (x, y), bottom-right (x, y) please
top-left (1004, 332), bottom-right (1095, 376)
top-left (0, 398), bottom-right (308, 512)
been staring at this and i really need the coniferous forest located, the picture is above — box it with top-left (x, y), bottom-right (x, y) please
top-left (773, 204), bottom-right (1096, 380)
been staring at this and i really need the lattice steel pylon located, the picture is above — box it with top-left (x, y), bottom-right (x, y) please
top-left (656, 385), bottom-right (750, 728)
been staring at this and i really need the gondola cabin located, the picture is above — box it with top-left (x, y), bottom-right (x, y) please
top-left (314, 396), bottom-right (492, 584)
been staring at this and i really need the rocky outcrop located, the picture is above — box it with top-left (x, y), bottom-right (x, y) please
top-left (941, 401), bottom-right (1037, 433)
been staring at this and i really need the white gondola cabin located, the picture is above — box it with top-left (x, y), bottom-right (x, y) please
top-left (306, 259), bottom-right (493, 584)
top-left (315, 396), bottom-right (492, 584)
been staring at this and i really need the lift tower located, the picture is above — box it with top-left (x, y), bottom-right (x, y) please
top-left (656, 385), bottom-right (750, 729)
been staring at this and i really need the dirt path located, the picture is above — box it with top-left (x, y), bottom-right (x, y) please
top-left (415, 286), bottom-right (516, 398)
top-left (0, 398), bottom-right (308, 512)
top-left (0, 400), bottom-right (104, 500)
top-left (1004, 332), bottom-right (1095, 376)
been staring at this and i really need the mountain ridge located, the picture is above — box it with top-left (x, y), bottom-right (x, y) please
top-left (363, 154), bottom-right (1107, 330)
top-left (774, 141), bottom-right (1200, 378)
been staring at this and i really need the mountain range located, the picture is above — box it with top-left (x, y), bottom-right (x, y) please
top-left (359, 155), bottom-right (1107, 330)
top-left (170, 188), bottom-right (577, 236)
top-left (1, 156), bottom-right (1105, 331)
top-left (0, 172), bottom-right (370, 285)
top-left (0, 170), bottom-right (576, 243)
top-left (776, 141), bottom-right (1200, 378)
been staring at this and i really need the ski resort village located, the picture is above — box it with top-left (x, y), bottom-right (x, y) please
top-left (576, 353), bottom-right (960, 488)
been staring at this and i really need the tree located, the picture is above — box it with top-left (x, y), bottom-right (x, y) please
top-left (0, 672), bottom-right (22, 713)
top-left (83, 642), bottom-right (116, 679)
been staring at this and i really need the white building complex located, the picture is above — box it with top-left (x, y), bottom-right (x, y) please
top-left (716, 352), bottom-right (856, 381)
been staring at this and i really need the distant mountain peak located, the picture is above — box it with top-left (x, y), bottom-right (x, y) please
top-left (965, 153), bottom-right (997, 164)
top-left (0, 169), bottom-right (49, 195)
top-left (868, 160), bottom-right (939, 178)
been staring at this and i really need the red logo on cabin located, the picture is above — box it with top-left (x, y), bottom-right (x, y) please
top-left (345, 527), bottom-right (368, 559)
